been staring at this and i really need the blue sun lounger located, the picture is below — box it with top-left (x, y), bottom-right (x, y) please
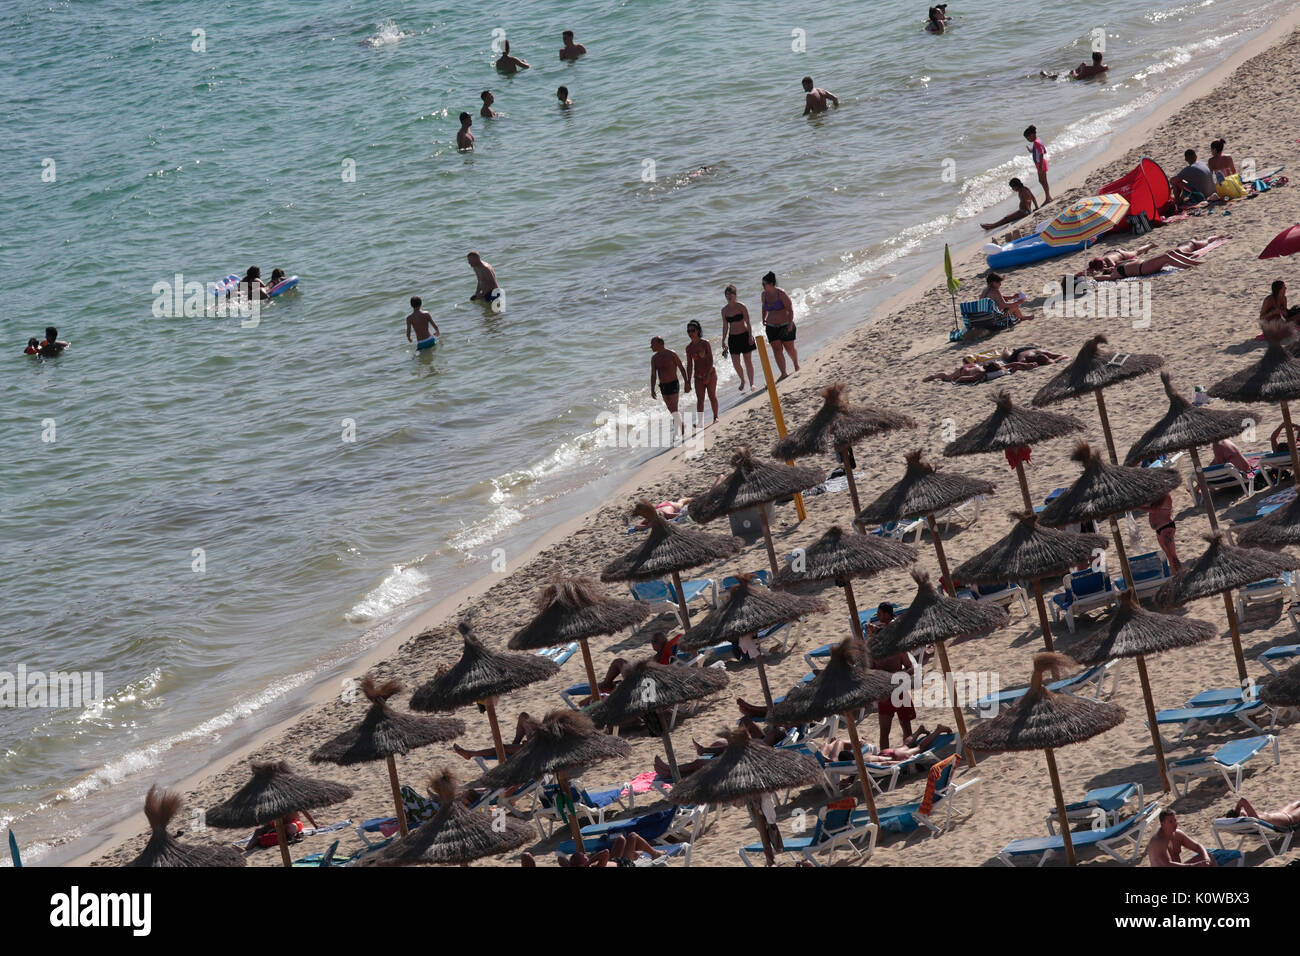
top-left (998, 803), bottom-right (1161, 866)
top-left (970, 661), bottom-right (1116, 716)
top-left (1259, 643), bottom-right (1300, 675)
top-left (739, 802), bottom-right (877, 867)
top-left (1212, 814), bottom-right (1298, 857)
top-left (1150, 699), bottom-right (1272, 748)
top-left (863, 759), bottom-right (981, 835)
top-left (1044, 782), bottom-right (1145, 834)
top-left (535, 642), bottom-right (579, 666)
top-left (1169, 735), bottom-right (1279, 798)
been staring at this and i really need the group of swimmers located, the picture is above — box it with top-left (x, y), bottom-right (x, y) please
top-left (402, 252), bottom-right (501, 346)
top-left (457, 31), bottom-right (585, 150)
top-left (233, 265), bottom-right (290, 300)
top-left (23, 326), bottom-right (68, 357)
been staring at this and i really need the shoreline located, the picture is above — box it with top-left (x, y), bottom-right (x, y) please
top-left (72, 7), bottom-right (1300, 867)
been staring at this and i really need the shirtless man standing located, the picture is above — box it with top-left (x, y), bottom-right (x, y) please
top-left (650, 336), bottom-right (689, 438)
top-left (1147, 811), bottom-right (1214, 867)
top-left (404, 296), bottom-right (440, 345)
top-left (495, 40), bottom-right (530, 74)
top-left (466, 251), bottom-right (500, 303)
top-left (479, 90), bottom-right (499, 118)
top-left (801, 76), bottom-right (839, 115)
top-left (1071, 51), bottom-right (1108, 79)
top-left (980, 178), bottom-right (1038, 230)
top-left (559, 30), bottom-right (586, 60)
top-left (456, 112), bottom-right (474, 150)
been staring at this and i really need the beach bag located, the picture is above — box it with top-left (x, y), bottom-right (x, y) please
top-left (1216, 174), bottom-right (1247, 199)
top-left (1129, 212), bottom-right (1152, 235)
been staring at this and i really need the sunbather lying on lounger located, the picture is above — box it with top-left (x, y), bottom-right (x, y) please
top-left (1211, 438), bottom-right (1254, 476)
top-left (1228, 796), bottom-right (1300, 828)
top-left (630, 497), bottom-right (692, 529)
top-left (818, 724), bottom-right (953, 763)
top-left (1091, 249), bottom-right (1203, 280)
top-left (453, 711), bottom-right (539, 760)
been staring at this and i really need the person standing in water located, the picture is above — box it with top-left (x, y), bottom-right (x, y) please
top-left (480, 90), bottom-right (499, 118)
top-left (559, 30), bottom-right (586, 60)
top-left (39, 326), bottom-right (69, 356)
top-left (405, 296), bottom-right (440, 345)
top-left (720, 284), bottom-right (756, 390)
top-left (466, 251), bottom-right (500, 303)
top-left (685, 320), bottom-right (719, 424)
top-left (1071, 51), bottom-right (1108, 78)
top-left (925, 5), bottom-right (950, 32)
top-left (1024, 125), bottom-right (1051, 202)
top-left (457, 112), bottom-right (474, 150)
top-left (650, 337), bottom-right (689, 438)
top-left (760, 272), bottom-right (799, 380)
top-left (496, 40), bottom-right (530, 74)
top-left (556, 86), bottom-right (572, 107)
top-left (801, 76), bottom-right (838, 114)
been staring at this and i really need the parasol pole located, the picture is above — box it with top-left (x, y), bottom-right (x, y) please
top-left (578, 639), bottom-right (602, 715)
top-left (658, 711), bottom-right (682, 782)
top-left (386, 754), bottom-right (410, 837)
top-left (844, 712), bottom-right (881, 827)
top-left (840, 576), bottom-right (862, 643)
top-left (1280, 400), bottom-right (1300, 490)
top-left (274, 818), bottom-right (293, 868)
top-left (1094, 390), bottom-right (1120, 466)
top-left (756, 336), bottom-right (807, 521)
top-left (1044, 747), bottom-right (1076, 866)
top-left (670, 570), bottom-right (693, 631)
top-left (748, 800), bottom-right (776, 866)
top-left (837, 442), bottom-right (863, 519)
top-left (1030, 579), bottom-right (1056, 653)
top-left (555, 768), bottom-right (587, 853)
top-left (484, 697), bottom-right (508, 762)
top-left (925, 513), bottom-right (977, 768)
top-left (1187, 447), bottom-right (1249, 681)
top-left (1014, 459), bottom-right (1034, 511)
top-left (758, 506), bottom-right (781, 578)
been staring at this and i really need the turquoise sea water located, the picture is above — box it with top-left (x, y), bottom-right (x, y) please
top-left (0, 0), bottom-right (1291, 862)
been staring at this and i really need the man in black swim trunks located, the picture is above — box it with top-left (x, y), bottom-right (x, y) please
top-left (650, 336), bottom-right (689, 439)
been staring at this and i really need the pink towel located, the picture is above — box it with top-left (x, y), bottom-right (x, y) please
top-left (625, 771), bottom-right (661, 795)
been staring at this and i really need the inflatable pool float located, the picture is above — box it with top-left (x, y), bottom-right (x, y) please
top-left (268, 276), bottom-right (299, 297)
top-left (207, 273), bottom-right (242, 296)
top-left (416, 335), bottom-right (438, 351)
top-left (985, 232), bottom-right (1087, 270)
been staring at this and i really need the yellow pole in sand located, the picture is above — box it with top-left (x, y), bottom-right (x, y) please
top-left (756, 335), bottom-right (806, 522)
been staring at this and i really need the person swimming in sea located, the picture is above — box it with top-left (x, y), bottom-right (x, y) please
top-left (801, 76), bottom-right (838, 115)
top-left (1042, 50), bottom-right (1108, 80)
top-left (685, 320), bottom-right (719, 424)
top-left (720, 284), bottom-right (756, 391)
top-left (38, 326), bottom-right (69, 356)
top-left (556, 86), bottom-right (572, 107)
top-left (480, 90), bottom-right (499, 118)
top-left (457, 112), bottom-right (474, 150)
top-left (240, 266), bottom-right (270, 300)
top-left (405, 296), bottom-right (440, 346)
top-left (925, 5), bottom-right (950, 33)
top-left (467, 251), bottom-right (500, 303)
top-left (559, 30), bottom-right (586, 61)
top-left (496, 40), bottom-right (530, 74)
top-left (24, 337), bottom-right (41, 355)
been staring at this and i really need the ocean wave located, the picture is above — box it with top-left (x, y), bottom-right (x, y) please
top-left (345, 565), bottom-right (430, 622)
top-left (360, 18), bottom-right (410, 48)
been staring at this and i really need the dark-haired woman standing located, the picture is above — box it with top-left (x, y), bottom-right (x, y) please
top-left (720, 284), bottom-right (756, 390)
top-left (759, 271), bottom-right (799, 380)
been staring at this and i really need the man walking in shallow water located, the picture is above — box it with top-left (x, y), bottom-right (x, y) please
top-left (650, 336), bottom-right (689, 439)
top-left (802, 76), bottom-right (838, 114)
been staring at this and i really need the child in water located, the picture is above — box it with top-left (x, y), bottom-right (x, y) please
top-left (24, 337), bottom-right (41, 355)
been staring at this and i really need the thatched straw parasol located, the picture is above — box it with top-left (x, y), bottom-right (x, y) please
top-left (1237, 496), bottom-right (1300, 551)
top-left (965, 652), bottom-right (1126, 866)
top-left (1069, 592), bottom-right (1218, 793)
top-left (369, 770), bottom-right (534, 866)
top-left (682, 572), bottom-right (826, 708)
top-left (1208, 320), bottom-right (1300, 490)
top-left (410, 617), bottom-right (559, 763)
top-left (477, 710), bottom-right (631, 853)
top-left (310, 676), bottom-right (464, 837)
top-left (773, 525), bottom-right (917, 645)
top-left (204, 761), bottom-right (354, 867)
top-left (952, 512), bottom-right (1108, 652)
top-left (509, 575), bottom-right (652, 724)
top-left (1258, 659), bottom-right (1300, 707)
top-left (589, 657), bottom-right (729, 781)
top-left (1124, 373), bottom-right (1254, 532)
top-left (1033, 335), bottom-right (1164, 464)
top-left (126, 787), bottom-right (246, 868)
top-left (767, 638), bottom-right (895, 826)
top-left (771, 383), bottom-right (917, 517)
top-left (868, 571), bottom-right (1009, 768)
top-left (1155, 533), bottom-right (1300, 682)
top-left (855, 450), bottom-right (996, 600)
top-left (944, 390), bottom-right (1084, 510)
top-left (601, 500), bottom-right (743, 630)
top-left (668, 726), bottom-right (822, 866)
top-left (688, 447), bottom-right (825, 574)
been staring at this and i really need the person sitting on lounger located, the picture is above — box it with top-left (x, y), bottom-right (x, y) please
top-left (1092, 249), bottom-right (1203, 280)
top-left (982, 272), bottom-right (1032, 320)
top-left (1147, 810), bottom-right (1215, 866)
top-left (1228, 796), bottom-right (1300, 828)
top-left (1262, 280), bottom-right (1300, 324)
top-left (1270, 423), bottom-right (1291, 455)
top-left (1211, 438), bottom-right (1254, 476)
top-left (979, 178), bottom-right (1038, 231)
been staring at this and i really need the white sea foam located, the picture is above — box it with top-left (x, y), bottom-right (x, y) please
top-left (345, 565), bottom-right (430, 622)
top-left (360, 18), bottom-right (410, 48)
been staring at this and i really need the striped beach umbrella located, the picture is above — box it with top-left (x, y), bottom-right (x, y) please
top-left (1041, 194), bottom-right (1129, 246)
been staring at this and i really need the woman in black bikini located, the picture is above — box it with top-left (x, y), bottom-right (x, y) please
top-left (760, 271), bottom-right (799, 380)
top-left (1095, 249), bottom-right (1202, 281)
top-left (721, 285), bottom-right (756, 390)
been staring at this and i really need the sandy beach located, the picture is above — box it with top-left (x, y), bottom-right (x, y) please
top-left (86, 16), bottom-right (1300, 869)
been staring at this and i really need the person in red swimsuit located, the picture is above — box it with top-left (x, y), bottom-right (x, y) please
top-left (685, 320), bottom-right (719, 424)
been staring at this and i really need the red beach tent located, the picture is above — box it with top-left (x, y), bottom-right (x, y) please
top-left (1099, 157), bottom-right (1173, 226)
